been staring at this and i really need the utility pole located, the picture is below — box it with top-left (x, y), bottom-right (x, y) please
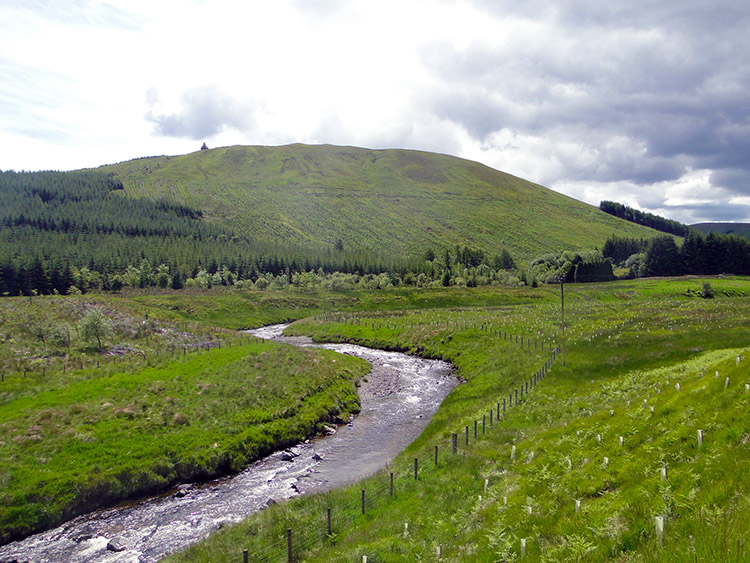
top-left (560, 281), bottom-right (566, 366)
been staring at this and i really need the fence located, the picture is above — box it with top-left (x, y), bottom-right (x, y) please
top-left (237, 339), bottom-right (562, 562)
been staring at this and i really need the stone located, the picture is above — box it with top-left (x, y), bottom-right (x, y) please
top-left (107, 537), bottom-right (128, 552)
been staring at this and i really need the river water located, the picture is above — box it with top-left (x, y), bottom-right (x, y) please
top-left (0, 325), bottom-right (456, 562)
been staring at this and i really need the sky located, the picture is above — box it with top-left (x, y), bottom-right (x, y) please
top-left (2, 0), bottom-right (749, 224)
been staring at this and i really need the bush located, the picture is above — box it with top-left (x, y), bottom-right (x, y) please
top-left (700, 281), bottom-right (715, 298)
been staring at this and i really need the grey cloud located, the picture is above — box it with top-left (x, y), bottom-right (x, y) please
top-left (146, 86), bottom-right (256, 141)
top-left (709, 168), bottom-right (750, 195)
top-left (420, 1), bottom-right (750, 220)
top-left (429, 90), bottom-right (509, 139)
top-left (473, 0), bottom-right (750, 35)
top-left (664, 202), bottom-right (750, 224)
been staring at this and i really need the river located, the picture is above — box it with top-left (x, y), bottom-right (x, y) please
top-left (0, 325), bottom-right (456, 563)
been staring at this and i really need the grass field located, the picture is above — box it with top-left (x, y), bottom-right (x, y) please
top-left (0, 294), bottom-right (369, 544)
top-left (158, 277), bottom-right (750, 562)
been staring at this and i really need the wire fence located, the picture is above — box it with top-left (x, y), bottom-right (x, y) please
top-left (238, 338), bottom-right (562, 562)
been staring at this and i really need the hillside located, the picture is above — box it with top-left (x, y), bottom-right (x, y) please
top-left (104, 144), bottom-right (663, 260)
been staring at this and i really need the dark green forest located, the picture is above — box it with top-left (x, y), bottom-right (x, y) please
top-left (0, 170), bottom-right (422, 295)
top-left (603, 231), bottom-right (750, 277)
top-left (5, 169), bottom-right (746, 297)
top-left (0, 170), bottom-right (530, 296)
top-left (599, 200), bottom-right (691, 236)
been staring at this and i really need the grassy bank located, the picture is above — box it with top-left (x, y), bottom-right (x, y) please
top-left (163, 277), bottom-right (750, 562)
top-left (0, 296), bottom-right (369, 544)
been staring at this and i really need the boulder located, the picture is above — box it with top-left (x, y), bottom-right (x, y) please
top-left (106, 537), bottom-right (128, 552)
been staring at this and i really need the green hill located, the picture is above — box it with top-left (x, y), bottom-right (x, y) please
top-left (1, 144), bottom-right (669, 297)
top-left (104, 144), bottom-right (663, 260)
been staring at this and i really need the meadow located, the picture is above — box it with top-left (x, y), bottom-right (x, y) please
top-left (158, 277), bottom-right (750, 562)
top-left (0, 294), bottom-right (368, 543)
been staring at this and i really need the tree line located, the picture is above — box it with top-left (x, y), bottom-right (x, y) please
top-left (0, 169), bottom-right (532, 295)
top-left (602, 231), bottom-right (750, 277)
top-left (0, 170), bottom-right (423, 296)
top-left (599, 200), bottom-right (691, 237)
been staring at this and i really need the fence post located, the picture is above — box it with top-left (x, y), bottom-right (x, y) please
top-left (243, 549), bottom-right (249, 563)
top-left (466, 425), bottom-right (469, 445)
top-left (287, 528), bottom-right (292, 563)
top-left (390, 472), bottom-right (394, 495)
top-left (361, 490), bottom-right (366, 514)
top-left (414, 458), bottom-right (418, 480)
top-left (327, 507), bottom-right (332, 536)
top-left (435, 445), bottom-right (439, 466)
top-left (482, 414), bottom-right (486, 434)
top-left (474, 420), bottom-right (477, 439)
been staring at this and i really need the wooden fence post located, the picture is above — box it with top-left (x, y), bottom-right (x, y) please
top-left (452, 433), bottom-right (457, 454)
top-left (287, 528), bottom-right (292, 563)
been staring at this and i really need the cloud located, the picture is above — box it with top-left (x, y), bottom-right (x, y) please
top-left (3, 0), bottom-right (141, 29)
top-left (145, 86), bottom-right (257, 141)
top-left (415, 1), bottom-right (750, 220)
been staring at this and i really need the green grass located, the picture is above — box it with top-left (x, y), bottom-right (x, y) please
top-left (103, 144), bottom-right (666, 260)
top-left (162, 277), bottom-right (750, 562)
top-left (0, 295), bottom-right (369, 544)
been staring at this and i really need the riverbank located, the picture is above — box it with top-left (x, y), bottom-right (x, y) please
top-left (0, 333), bottom-right (368, 546)
top-left (0, 328), bottom-right (455, 562)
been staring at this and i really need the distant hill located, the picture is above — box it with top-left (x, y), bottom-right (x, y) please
top-left (691, 222), bottom-right (750, 240)
top-left (103, 144), bottom-right (664, 260)
top-left (0, 144), bottom-right (673, 296)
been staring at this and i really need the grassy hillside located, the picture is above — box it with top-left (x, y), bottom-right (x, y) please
top-left (104, 144), bottom-right (663, 260)
top-left (163, 278), bottom-right (750, 562)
